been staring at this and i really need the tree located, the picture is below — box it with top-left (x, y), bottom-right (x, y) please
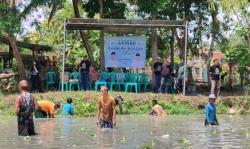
top-left (220, 0), bottom-right (250, 50)
top-left (25, 2), bottom-right (100, 70)
top-left (71, 0), bottom-right (95, 65)
top-left (136, 0), bottom-right (167, 63)
top-left (0, 1), bottom-right (25, 79)
top-left (220, 33), bottom-right (250, 87)
top-left (0, 0), bottom-right (65, 80)
top-left (81, 0), bottom-right (126, 68)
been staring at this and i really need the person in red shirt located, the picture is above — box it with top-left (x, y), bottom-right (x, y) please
top-left (89, 67), bottom-right (99, 89)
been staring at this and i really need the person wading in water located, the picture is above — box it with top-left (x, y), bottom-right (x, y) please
top-left (15, 80), bottom-right (38, 136)
top-left (96, 86), bottom-right (116, 128)
top-left (149, 99), bottom-right (167, 117)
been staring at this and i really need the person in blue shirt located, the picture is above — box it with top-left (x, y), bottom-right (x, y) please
top-left (63, 98), bottom-right (74, 115)
top-left (205, 94), bottom-right (219, 126)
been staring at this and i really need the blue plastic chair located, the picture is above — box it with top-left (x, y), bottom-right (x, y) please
top-left (46, 71), bottom-right (56, 90)
top-left (116, 72), bottom-right (127, 90)
top-left (125, 73), bottom-right (140, 93)
top-left (94, 72), bottom-right (109, 91)
top-left (110, 73), bottom-right (122, 91)
top-left (138, 73), bottom-right (151, 92)
top-left (58, 72), bottom-right (69, 91)
top-left (69, 72), bottom-right (81, 91)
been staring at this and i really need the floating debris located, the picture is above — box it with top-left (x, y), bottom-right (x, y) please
top-left (246, 132), bottom-right (250, 139)
top-left (121, 136), bottom-right (128, 143)
top-left (141, 144), bottom-right (152, 149)
top-left (161, 134), bottom-right (170, 139)
top-left (80, 127), bottom-right (85, 131)
top-left (151, 140), bottom-right (155, 147)
top-left (150, 131), bottom-right (153, 135)
top-left (178, 137), bottom-right (189, 144)
top-left (23, 136), bottom-right (31, 142)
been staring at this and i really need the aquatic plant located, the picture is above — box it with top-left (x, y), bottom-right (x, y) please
top-left (159, 101), bottom-right (197, 115)
top-left (178, 137), bottom-right (190, 144)
top-left (141, 144), bottom-right (152, 149)
top-left (74, 101), bottom-right (96, 117)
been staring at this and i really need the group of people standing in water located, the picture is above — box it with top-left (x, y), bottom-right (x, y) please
top-left (15, 79), bottom-right (217, 136)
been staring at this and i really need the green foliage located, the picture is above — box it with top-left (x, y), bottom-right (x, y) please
top-left (122, 99), bottom-right (197, 115)
top-left (220, 35), bottom-right (250, 69)
top-left (141, 144), bottom-right (152, 149)
top-left (159, 100), bottom-right (196, 115)
top-left (82, 0), bottom-right (126, 18)
top-left (217, 101), bottom-right (228, 114)
top-left (23, 1), bottom-right (101, 70)
top-left (0, 5), bottom-right (21, 35)
top-left (74, 100), bottom-right (97, 117)
top-left (244, 84), bottom-right (250, 95)
top-left (0, 77), bottom-right (18, 94)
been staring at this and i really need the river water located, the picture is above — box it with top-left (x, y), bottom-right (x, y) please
top-left (0, 115), bottom-right (250, 149)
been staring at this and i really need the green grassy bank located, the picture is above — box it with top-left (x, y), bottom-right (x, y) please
top-left (0, 91), bottom-right (250, 116)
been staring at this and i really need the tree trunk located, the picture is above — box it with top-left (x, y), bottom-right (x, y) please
top-left (72, 0), bottom-right (95, 63)
top-left (170, 28), bottom-right (175, 68)
top-left (151, 13), bottom-right (158, 63)
top-left (207, 36), bottom-right (214, 85)
top-left (8, 36), bottom-right (26, 80)
top-left (100, 30), bottom-right (104, 69)
top-left (240, 71), bottom-right (244, 87)
top-left (98, 0), bottom-right (104, 70)
top-left (207, 8), bottom-right (219, 85)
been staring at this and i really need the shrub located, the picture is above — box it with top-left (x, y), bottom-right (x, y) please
top-left (217, 101), bottom-right (228, 114)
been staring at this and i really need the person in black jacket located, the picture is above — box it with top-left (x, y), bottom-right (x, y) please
top-left (153, 57), bottom-right (163, 92)
top-left (210, 59), bottom-right (222, 98)
top-left (79, 57), bottom-right (91, 91)
top-left (30, 60), bottom-right (41, 92)
top-left (160, 58), bottom-right (173, 93)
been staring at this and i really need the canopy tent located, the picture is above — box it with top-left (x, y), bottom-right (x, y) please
top-left (63, 18), bottom-right (188, 95)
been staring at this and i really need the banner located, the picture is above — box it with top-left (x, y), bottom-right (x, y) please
top-left (104, 36), bottom-right (146, 68)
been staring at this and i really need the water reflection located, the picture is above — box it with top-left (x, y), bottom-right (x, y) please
top-left (37, 119), bottom-right (55, 147)
top-left (0, 115), bottom-right (250, 148)
top-left (96, 128), bottom-right (116, 149)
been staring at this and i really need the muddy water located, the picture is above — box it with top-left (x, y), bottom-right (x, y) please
top-left (0, 115), bottom-right (250, 149)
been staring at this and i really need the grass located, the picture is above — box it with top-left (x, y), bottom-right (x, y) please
top-left (0, 91), bottom-right (250, 116)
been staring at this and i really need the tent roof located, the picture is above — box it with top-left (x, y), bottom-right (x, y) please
top-left (65, 18), bottom-right (187, 30)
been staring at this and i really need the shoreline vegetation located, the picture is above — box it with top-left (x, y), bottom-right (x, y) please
top-left (0, 91), bottom-right (250, 116)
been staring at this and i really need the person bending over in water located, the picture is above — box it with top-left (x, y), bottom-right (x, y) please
top-left (96, 86), bottom-right (116, 128)
top-left (15, 80), bottom-right (38, 136)
top-left (149, 99), bottom-right (167, 116)
top-left (35, 100), bottom-right (60, 118)
top-left (114, 96), bottom-right (124, 114)
top-left (63, 97), bottom-right (74, 115)
top-left (205, 94), bottom-right (219, 126)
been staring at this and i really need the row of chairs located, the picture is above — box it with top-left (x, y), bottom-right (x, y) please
top-left (46, 71), bottom-right (81, 91)
top-left (46, 71), bottom-right (152, 93)
top-left (94, 72), bottom-right (151, 93)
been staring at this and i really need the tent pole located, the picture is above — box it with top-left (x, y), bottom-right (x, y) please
top-left (62, 19), bottom-right (66, 91)
top-left (183, 21), bottom-right (188, 96)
